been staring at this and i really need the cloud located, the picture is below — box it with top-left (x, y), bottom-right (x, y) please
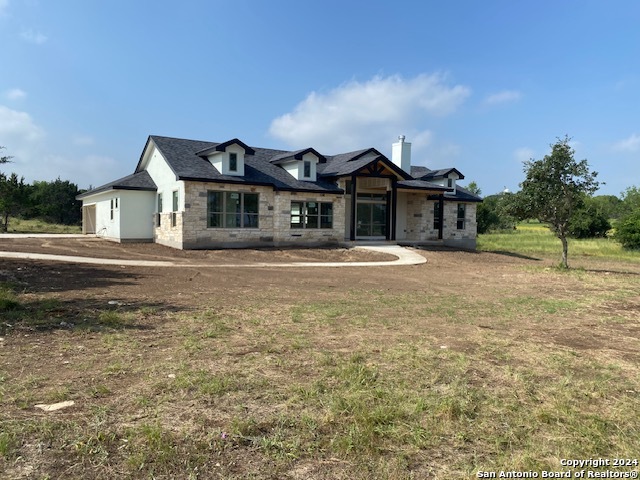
top-left (514, 147), bottom-right (535, 164)
top-left (268, 73), bottom-right (470, 153)
top-left (5, 88), bottom-right (26, 100)
top-left (484, 90), bottom-right (522, 106)
top-left (0, 105), bottom-right (44, 142)
top-left (21, 28), bottom-right (47, 44)
top-left (612, 133), bottom-right (640, 153)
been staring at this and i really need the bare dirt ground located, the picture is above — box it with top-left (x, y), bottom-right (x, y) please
top-left (1, 239), bottom-right (639, 479)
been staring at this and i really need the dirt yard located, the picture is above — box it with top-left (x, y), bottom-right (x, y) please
top-left (1, 239), bottom-right (639, 479)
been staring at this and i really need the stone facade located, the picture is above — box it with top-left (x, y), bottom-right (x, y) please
top-left (153, 180), bottom-right (477, 250)
top-left (154, 181), bottom-right (345, 249)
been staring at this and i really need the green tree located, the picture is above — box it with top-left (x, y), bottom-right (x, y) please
top-left (477, 193), bottom-right (517, 234)
top-left (0, 146), bottom-right (12, 166)
top-left (614, 187), bottom-right (640, 249)
top-left (0, 172), bottom-right (28, 232)
top-left (567, 195), bottom-right (612, 238)
top-left (29, 178), bottom-right (82, 224)
top-left (510, 136), bottom-right (601, 268)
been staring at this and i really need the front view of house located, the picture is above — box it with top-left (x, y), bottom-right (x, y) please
top-left (78, 135), bottom-right (481, 249)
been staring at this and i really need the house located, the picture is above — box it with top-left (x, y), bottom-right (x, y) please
top-left (77, 135), bottom-right (481, 249)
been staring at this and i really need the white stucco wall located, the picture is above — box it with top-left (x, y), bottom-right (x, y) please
top-left (207, 144), bottom-right (246, 176)
top-left (119, 190), bottom-right (156, 240)
top-left (144, 143), bottom-right (184, 213)
top-left (81, 191), bottom-right (121, 240)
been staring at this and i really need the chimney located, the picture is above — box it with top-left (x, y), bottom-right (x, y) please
top-left (391, 135), bottom-right (411, 173)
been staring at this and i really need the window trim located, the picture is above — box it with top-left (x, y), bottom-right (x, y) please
top-left (303, 160), bottom-right (311, 178)
top-left (433, 201), bottom-right (441, 230)
top-left (171, 190), bottom-right (179, 227)
top-left (207, 191), bottom-right (260, 229)
top-left (290, 201), bottom-right (333, 229)
top-left (457, 203), bottom-right (466, 230)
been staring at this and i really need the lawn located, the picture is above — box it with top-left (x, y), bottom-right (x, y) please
top-left (478, 221), bottom-right (640, 264)
top-left (0, 239), bottom-right (639, 479)
top-left (2, 218), bottom-right (81, 234)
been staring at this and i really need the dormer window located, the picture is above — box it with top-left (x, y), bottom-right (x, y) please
top-left (229, 153), bottom-right (238, 172)
top-left (303, 160), bottom-right (311, 178)
top-left (196, 138), bottom-right (255, 177)
top-left (447, 178), bottom-right (453, 189)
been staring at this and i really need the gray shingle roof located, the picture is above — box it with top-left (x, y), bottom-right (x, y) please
top-left (76, 170), bottom-right (156, 199)
top-left (145, 136), bottom-right (342, 193)
top-left (397, 179), bottom-right (449, 191)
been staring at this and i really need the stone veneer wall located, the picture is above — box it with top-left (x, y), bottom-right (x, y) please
top-left (157, 182), bottom-right (346, 249)
top-left (404, 194), bottom-right (477, 247)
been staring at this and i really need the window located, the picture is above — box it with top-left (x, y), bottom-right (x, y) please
top-left (303, 160), bottom-right (311, 178)
top-left (457, 203), bottom-right (466, 230)
top-left (229, 153), bottom-right (238, 172)
top-left (157, 193), bottom-right (163, 227)
top-left (291, 201), bottom-right (333, 229)
top-left (207, 191), bottom-right (259, 228)
top-left (171, 191), bottom-right (178, 227)
top-left (447, 178), bottom-right (453, 189)
top-left (433, 201), bottom-right (441, 230)
top-left (110, 198), bottom-right (114, 220)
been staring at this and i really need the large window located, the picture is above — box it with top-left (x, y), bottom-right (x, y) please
top-left (208, 191), bottom-right (259, 228)
top-left (457, 203), bottom-right (466, 230)
top-left (291, 201), bottom-right (332, 229)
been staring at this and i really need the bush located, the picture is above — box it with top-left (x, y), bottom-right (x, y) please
top-left (568, 198), bottom-right (611, 238)
top-left (614, 210), bottom-right (640, 249)
top-left (477, 194), bottom-right (516, 234)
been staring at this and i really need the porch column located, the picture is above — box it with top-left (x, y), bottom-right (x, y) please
top-left (438, 194), bottom-right (444, 240)
top-left (350, 173), bottom-right (357, 241)
top-left (391, 179), bottom-right (397, 241)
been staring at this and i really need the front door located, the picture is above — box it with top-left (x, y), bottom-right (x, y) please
top-left (356, 193), bottom-right (387, 238)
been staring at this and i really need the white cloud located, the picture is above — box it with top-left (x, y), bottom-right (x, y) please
top-left (21, 28), bottom-right (47, 44)
top-left (269, 73), bottom-right (470, 154)
top-left (514, 147), bottom-right (535, 164)
top-left (612, 133), bottom-right (640, 153)
top-left (0, 105), bottom-right (44, 142)
top-left (484, 90), bottom-right (522, 106)
top-left (5, 88), bottom-right (26, 100)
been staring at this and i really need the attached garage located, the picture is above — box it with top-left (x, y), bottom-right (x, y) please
top-left (77, 171), bottom-right (157, 243)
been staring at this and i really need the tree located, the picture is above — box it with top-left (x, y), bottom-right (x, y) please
top-left (510, 136), bottom-right (601, 268)
top-left (29, 178), bottom-right (82, 225)
top-left (614, 187), bottom-right (640, 249)
top-left (567, 195), bottom-right (612, 239)
top-left (477, 193), bottom-right (517, 234)
top-left (466, 181), bottom-right (482, 196)
top-left (0, 146), bottom-right (12, 169)
top-left (0, 172), bottom-right (28, 232)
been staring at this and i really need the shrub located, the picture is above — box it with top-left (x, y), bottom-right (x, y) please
top-left (568, 197), bottom-right (611, 238)
top-left (614, 210), bottom-right (640, 249)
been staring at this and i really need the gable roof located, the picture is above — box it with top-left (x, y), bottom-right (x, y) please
top-left (195, 138), bottom-right (256, 156)
top-left (76, 170), bottom-right (156, 199)
top-left (270, 147), bottom-right (326, 164)
top-left (143, 136), bottom-right (342, 194)
top-left (411, 166), bottom-right (464, 180)
top-left (318, 149), bottom-right (410, 180)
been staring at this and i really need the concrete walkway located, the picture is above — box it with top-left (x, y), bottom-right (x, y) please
top-left (0, 245), bottom-right (426, 268)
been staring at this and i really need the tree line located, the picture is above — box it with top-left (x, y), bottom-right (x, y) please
top-left (469, 136), bottom-right (640, 267)
top-left (0, 146), bottom-right (84, 232)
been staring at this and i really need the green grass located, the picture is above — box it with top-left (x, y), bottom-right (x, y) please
top-left (3, 217), bottom-right (81, 234)
top-left (478, 221), bottom-right (640, 262)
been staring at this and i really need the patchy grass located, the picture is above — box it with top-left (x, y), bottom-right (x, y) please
top-left (2, 217), bottom-right (81, 234)
top-left (1, 252), bottom-right (639, 479)
top-left (478, 221), bottom-right (640, 263)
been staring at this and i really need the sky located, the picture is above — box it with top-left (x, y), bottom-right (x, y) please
top-left (0, 0), bottom-right (639, 196)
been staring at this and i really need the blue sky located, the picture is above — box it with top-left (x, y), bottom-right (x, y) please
top-left (1, 0), bottom-right (639, 196)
